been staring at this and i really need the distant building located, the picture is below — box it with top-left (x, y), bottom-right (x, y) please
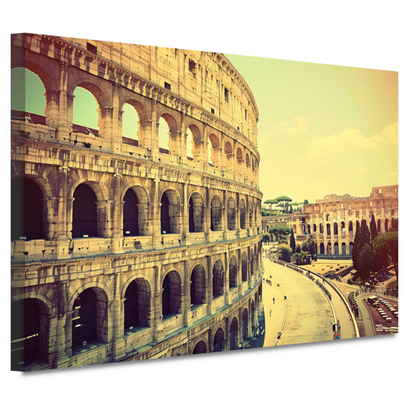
top-left (285, 185), bottom-right (398, 256)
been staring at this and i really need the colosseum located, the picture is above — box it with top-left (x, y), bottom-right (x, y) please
top-left (10, 33), bottom-right (263, 371)
top-left (285, 185), bottom-right (398, 256)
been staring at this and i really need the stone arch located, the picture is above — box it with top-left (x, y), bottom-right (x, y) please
top-left (240, 198), bottom-right (246, 229)
top-left (189, 192), bottom-right (205, 233)
top-left (224, 140), bottom-right (233, 174)
top-left (320, 242), bottom-right (325, 254)
top-left (121, 184), bottom-right (149, 236)
top-left (229, 255), bottom-right (238, 288)
top-left (210, 194), bottom-right (222, 232)
top-left (193, 339), bottom-right (207, 354)
top-left (213, 327), bottom-right (225, 352)
top-left (158, 111), bottom-right (180, 154)
top-left (161, 270), bottom-right (182, 318)
top-left (349, 242), bottom-right (354, 254)
top-left (334, 242), bottom-right (339, 255)
top-left (123, 278), bottom-right (151, 330)
top-left (229, 316), bottom-right (239, 350)
top-left (342, 242), bottom-right (346, 254)
top-left (71, 180), bottom-right (109, 238)
top-left (212, 259), bottom-right (225, 297)
top-left (242, 308), bottom-right (249, 341)
top-left (326, 223), bottom-right (331, 235)
top-left (71, 285), bottom-right (109, 347)
top-left (227, 197), bottom-right (236, 230)
top-left (349, 221), bottom-right (353, 232)
top-left (242, 251), bottom-right (248, 282)
top-left (160, 189), bottom-right (182, 234)
top-left (11, 296), bottom-right (51, 370)
top-left (327, 241), bottom-right (332, 254)
top-left (11, 176), bottom-right (49, 241)
top-left (190, 264), bottom-right (207, 307)
top-left (186, 123), bottom-right (202, 162)
top-left (236, 147), bottom-right (244, 177)
top-left (120, 98), bottom-right (149, 145)
top-left (313, 224), bottom-right (317, 232)
top-left (334, 222), bottom-right (338, 235)
top-left (208, 133), bottom-right (221, 167)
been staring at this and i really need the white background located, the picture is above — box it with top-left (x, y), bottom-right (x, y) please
top-left (1, 2), bottom-right (414, 414)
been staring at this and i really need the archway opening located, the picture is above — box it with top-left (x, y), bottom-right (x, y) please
top-left (190, 265), bottom-right (206, 307)
top-left (123, 189), bottom-right (139, 236)
top-left (211, 195), bottom-right (222, 231)
top-left (213, 260), bottom-right (224, 297)
top-left (11, 298), bottom-right (48, 370)
top-left (229, 256), bottom-right (238, 288)
top-left (124, 279), bottom-right (150, 331)
top-left (242, 252), bottom-right (248, 282)
top-left (11, 177), bottom-right (44, 241)
top-left (213, 328), bottom-right (225, 352)
top-left (73, 86), bottom-right (99, 135)
top-left (193, 340), bottom-right (207, 354)
top-left (227, 197), bottom-right (236, 230)
top-left (122, 102), bottom-right (140, 143)
top-left (72, 184), bottom-right (98, 238)
top-left (162, 271), bottom-right (181, 319)
top-left (229, 317), bottom-right (238, 350)
top-left (242, 308), bottom-right (248, 341)
top-left (189, 192), bottom-right (204, 233)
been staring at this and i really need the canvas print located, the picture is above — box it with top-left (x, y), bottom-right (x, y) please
top-left (10, 33), bottom-right (398, 371)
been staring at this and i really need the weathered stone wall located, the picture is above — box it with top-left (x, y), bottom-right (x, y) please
top-left (10, 33), bottom-right (264, 371)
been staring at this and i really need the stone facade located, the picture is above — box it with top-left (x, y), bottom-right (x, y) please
top-left (285, 185), bottom-right (398, 255)
top-left (10, 34), bottom-right (263, 371)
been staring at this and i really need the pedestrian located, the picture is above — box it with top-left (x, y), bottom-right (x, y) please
top-left (273, 297), bottom-right (275, 304)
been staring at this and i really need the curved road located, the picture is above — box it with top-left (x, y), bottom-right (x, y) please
top-left (261, 255), bottom-right (357, 348)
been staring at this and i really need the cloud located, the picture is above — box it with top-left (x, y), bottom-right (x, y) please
top-left (305, 124), bottom-right (398, 159)
top-left (358, 166), bottom-right (368, 174)
top-left (275, 116), bottom-right (308, 135)
top-left (382, 122), bottom-right (398, 145)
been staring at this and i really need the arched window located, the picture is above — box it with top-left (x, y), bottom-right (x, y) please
top-left (73, 86), bottom-right (99, 136)
top-left (229, 256), bottom-right (238, 288)
top-left (240, 199), bottom-right (246, 229)
top-left (193, 340), bottom-right (207, 354)
top-left (189, 193), bottom-right (204, 233)
top-left (123, 189), bottom-right (139, 236)
top-left (124, 279), bottom-right (150, 331)
top-left (72, 288), bottom-right (101, 348)
top-left (227, 198), bottom-right (236, 230)
top-left (162, 271), bottom-right (182, 319)
top-left (334, 242), bottom-right (339, 254)
top-left (342, 242), bottom-right (346, 254)
top-left (11, 177), bottom-right (44, 241)
top-left (229, 317), bottom-right (238, 350)
top-left (160, 190), bottom-right (181, 234)
top-left (349, 221), bottom-right (353, 232)
top-left (190, 265), bottom-right (206, 307)
top-left (242, 252), bottom-right (248, 282)
top-left (334, 223), bottom-right (338, 235)
top-left (242, 308), bottom-right (249, 341)
top-left (327, 223), bottom-right (331, 235)
top-left (211, 195), bottom-right (222, 231)
top-left (213, 260), bottom-right (224, 297)
top-left (159, 117), bottom-right (170, 152)
top-left (213, 328), bottom-right (225, 352)
top-left (11, 298), bottom-right (49, 371)
top-left (72, 184), bottom-right (98, 238)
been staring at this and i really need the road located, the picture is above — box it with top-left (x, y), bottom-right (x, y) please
top-left (262, 255), bottom-right (336, 348)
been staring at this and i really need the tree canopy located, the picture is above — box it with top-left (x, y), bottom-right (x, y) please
top-left (373, 231), bottom-right (398, 279)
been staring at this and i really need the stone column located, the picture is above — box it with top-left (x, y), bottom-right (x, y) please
top-left (112, 174), bottom-right (123, 253)
top-left (44, 88), bottom-right (60, 130)
top-left (111, 272), bottom-right (126, 361)
top-left (153, 266), bottom-right (163, 342)
top-left (206, 256), bottom-right (213, 315)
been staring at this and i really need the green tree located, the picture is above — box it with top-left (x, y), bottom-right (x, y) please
top-left (359, 243), bottom-right (374, 281)
top-left (351, 223), bottom-right (361, 271)
top-left (289, 229), bottom-right (296, 252)
top-left (269, 225), bottom-right (292, 242)
top-left (304, 199), bottom-right (309, 205)
top-left (278, 244), bottom-right (292, 262)
top-left (373, 231), bottom-right (399, 279)
top-left (275, 196), bottom-right (292, 213)
top-left (295, 244), bottom-right (302, 253)
top-left (370, 214), bottom-right (378, 244)
top-left (264, 199), bottom-right (277, 215)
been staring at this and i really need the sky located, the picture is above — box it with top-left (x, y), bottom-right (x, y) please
top-left (226, 54), bottom-right (398, 204)
top-left (11, 48), bottom-right (398, 206)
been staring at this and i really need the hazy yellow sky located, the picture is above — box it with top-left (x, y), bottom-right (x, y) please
top-left (226, 54), bottom-right (398, 204)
